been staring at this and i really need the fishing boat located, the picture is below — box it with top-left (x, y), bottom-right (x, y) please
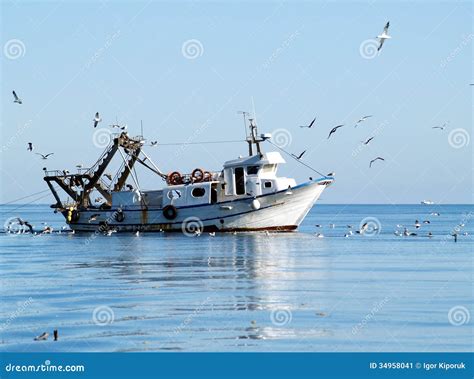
top-left (43, 118), bottom-right (334, 233)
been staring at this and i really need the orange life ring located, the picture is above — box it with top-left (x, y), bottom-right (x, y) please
top-left (168, 171), bottom-right (183, 185)
top-left (191, 168), bottom-right (204, 183)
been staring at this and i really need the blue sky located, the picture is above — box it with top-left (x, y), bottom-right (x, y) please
top-left (1, 0), bottom-right (472, 204)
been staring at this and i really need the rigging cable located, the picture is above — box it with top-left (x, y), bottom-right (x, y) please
top-left (153, 139), bottom-right (245, 146)
top-left (4, 191), bottom-right (56, 213)
top-left (1, 188), bottom-right (52, 206)
top-left (265, 140), bottom-right (327, 178)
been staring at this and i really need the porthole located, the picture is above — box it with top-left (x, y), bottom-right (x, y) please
top-left (191, 187), bottom-right (206, 198)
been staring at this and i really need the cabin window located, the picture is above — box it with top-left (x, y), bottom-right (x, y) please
top-left (262, 164), bottom-right (276, 173)
top-left (264, 181), bottom-right (272, 188)
top-left (247, 166), bottom-right (260, 175)
top-left (234, 167), bottom-right (245, 195)
top-left (191, 187), bottom-right (206, 198)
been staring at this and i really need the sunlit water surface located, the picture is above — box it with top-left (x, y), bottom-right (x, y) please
top-left (0, 204), bottom-right (472, 352)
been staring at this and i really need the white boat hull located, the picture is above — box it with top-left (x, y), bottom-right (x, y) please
top-left (66, 178), bottom-right (331, 233)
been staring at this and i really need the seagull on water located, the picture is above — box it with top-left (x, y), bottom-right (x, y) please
top-left (27, 142), bottom-right (33, 151)
top-left (359, 222), bottom-right (369, 234)
top-left (299, 117), bottom-right (317, 128)
top-left (354, 115), bottom-right (372, 127)
top-left (12, 90), bottom-right (22, 104)
top-left (93, 112), bottom-right (102, 128)
top-left (34, 332), bottom-right (49, 341)
top-left (376, 22), bottom-right (391, 51)
top-left (362, 136), bottom-right (375, 145)
top-left (327, 125), bottom-right (344, 139)
top-left (35, 153), bottom-right (54, 160)
top-left (369, 157), bottom-right (384, 168)
top-left (291, 150), bottom-right (306, 160)
top-left (88, 213), bottom-right (100, 223)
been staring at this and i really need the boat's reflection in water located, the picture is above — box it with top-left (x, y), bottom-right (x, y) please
top-left (81, 232), bottom-right (331, 350)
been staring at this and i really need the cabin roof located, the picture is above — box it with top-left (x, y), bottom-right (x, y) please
top-left (223, 151), bottom-right (286, 168)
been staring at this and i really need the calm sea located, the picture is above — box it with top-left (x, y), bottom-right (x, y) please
top-left (0, 204), bottom-right (472, 352)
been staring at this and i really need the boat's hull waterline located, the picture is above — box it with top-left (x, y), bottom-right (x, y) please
top-left (65, 179), bottom-right (330, 233)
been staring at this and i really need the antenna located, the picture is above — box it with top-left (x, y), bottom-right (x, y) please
top-left (251, 96), bottom-right (258, 127)
top-left (237, 111), bottom-right (249, 139)
top-left (140, 120), bottom-right (144, 138)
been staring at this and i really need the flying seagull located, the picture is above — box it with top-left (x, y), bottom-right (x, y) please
top-left (35, 153), bottom-right (54, 160)
top-left (12, 90), bottom-right (22, 104)
top-left (150, 141), bottom-right (158, 146)
top-left (362, 136), bottom-right (375, 145)
top-left (369, 156), bottom-right (385, 168)
top-left (355, 115), bottom-right (372, 127)
top-left (27, 142), bottom-right (33, 151)
top-left (327, 125), bottom-right (344, 139)
top-left (376, 21), bottom-right (391, 51)
top-left (110, 123), bottom-right (127, 130)
top-left (93, 112), bottom-right (102, 128)
top-left (299, 117), bottom-right (316, 128)
top-left (432, 123), bottom-right (447, 130)
top-left (291, 150), bottom-right (306, 160)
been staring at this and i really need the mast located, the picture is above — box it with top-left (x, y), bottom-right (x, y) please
top-left (238, 111), bottom-right (252, 156)
top-left (247, 118), bottom-right (263, 157)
